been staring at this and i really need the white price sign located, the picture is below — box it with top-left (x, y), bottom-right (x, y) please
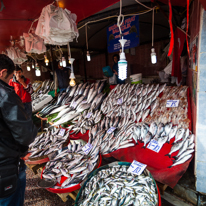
top-left (71, 101), bottom-right (77, 108)
top-left (82, 143), bottom-right (93, 155)
top-left (107, 127), bottom-right (116, 134)
top-left (147, 139), bottom-right (163, 153)
top-left (117, 98), bottom-right (123, 105)
top-left (86, 112), bottom-right (92, 119)
top-left (166, 100), bottom-right (179, 107)
top-left (127, 160), bottom-right (147, 175)
top-left (58, 129), bottom-right (66, 136)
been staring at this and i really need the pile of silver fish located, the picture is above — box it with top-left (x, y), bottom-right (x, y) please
top-left (88, 117), bottom-right (195, 167)
top-left (145, 86), bottom-right (189, 128)
top-left (100, 83), bottom-right (166, 123)
top-left (28, 129), bottom-right (69, 158)
top-left (32, 80), bottom-right (55, 101)
top-left (38, 81), bottom-right (106, 122)
top-left (77, 164), bottom-right (158, 206)
top-left (88, 115), bottom-right (139, 155)
top-left (42, 140), bottom-right (100, 189)
top-left (67, 109), bottom-right (102, 135)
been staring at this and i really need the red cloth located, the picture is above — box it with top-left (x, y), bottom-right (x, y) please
top-left (9, 78), bottom-right (32, 103)
top-left (168, 0), bottom-right (174, 57)
top-left (171, 28), bottom-right (186, 84)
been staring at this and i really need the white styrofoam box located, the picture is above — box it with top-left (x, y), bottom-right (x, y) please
top-left (130, 73), bottom-right (142, 82)
top-left (32, 94), bottom-right (53, 112)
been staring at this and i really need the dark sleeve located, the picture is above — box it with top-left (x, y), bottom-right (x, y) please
top-left (0, 91), bottom-right (37, 146)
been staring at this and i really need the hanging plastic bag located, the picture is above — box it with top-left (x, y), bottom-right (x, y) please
top-left (6, 47), bottom-right (27, 64)
top-left (109, 73), bottom-right (117, 85)
top-left (23, 33), bottom-right (46, 54)
top-left (35, 4), bottom-right (79, 45)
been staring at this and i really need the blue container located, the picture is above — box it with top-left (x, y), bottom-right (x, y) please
top-left (102, 66), bottom-right (113, 77)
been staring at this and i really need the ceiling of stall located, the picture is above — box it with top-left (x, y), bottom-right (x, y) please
top-left (0, 0), bottom-right (189, 54)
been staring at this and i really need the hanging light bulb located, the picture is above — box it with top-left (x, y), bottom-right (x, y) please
top-left (87, 51), bottom-right (91, 61)
top-left (60, 60), bottom-right (63, 67)
top-left (35, 62), bottom-right (41, 76)
top-left (69, 58), bottom-right (76, 87)
top-left (151, 9), bottom-right (157, 64)
top-left (118, 37), bottom-right (127, 81)
top-left (62, 57), bottom-right (66, 67)
top-left (151, 48), bottom-right (157, 64)
top-left (44, 55), bottom-right (49, 66)
top-left (32, 61), bottom-right (35, 69)
top-left (27, 63), bottom-right (31, 71)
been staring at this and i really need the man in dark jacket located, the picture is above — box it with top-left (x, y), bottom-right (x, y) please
top-left (9, 66), bottom-right (33, 117)
top-left (0, 54), bottom-right (37, 205)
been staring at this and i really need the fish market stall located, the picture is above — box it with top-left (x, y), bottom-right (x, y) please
top-left (75, 162), bottom-right (161, 206)
top-left (91, 84), bottom-right (194, 188)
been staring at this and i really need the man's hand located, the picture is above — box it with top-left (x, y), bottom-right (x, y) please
top-left (17, 77), bottom-right (27, 88)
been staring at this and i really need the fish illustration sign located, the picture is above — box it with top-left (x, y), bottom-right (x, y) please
top-left (107, 15), bottom-right (139, 53)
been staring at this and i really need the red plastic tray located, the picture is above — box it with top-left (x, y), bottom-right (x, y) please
top-left (23, 153), bottom-right (50, 165)
top-left (41, 154), bottom-right (102, 194)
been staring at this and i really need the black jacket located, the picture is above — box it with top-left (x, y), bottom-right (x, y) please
top-left (0, 79), bottom-right (37, 166)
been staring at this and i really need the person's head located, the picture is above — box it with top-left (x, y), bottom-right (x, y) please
top-left (0, 54), bottom-right (15, 84)
top-left (113, 54), bottom-right (119, 63)
top-left (14, 65), bottom-right (23, 79)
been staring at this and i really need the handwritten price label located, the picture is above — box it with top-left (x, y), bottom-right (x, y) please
top-left (107, 127), bottom-right (116, 134)
top-left (117, 98), bottom-right (123, 105)
top-left (82, 143), bottom-right (93, 155)
top-left (147, 139), bottom-right (163, 153)
top-left (166, 100), bottom-right (179, 107)
top-left (127, 160), bottom-right (147, 175)
top-left (58, 129), bottom-right (66, 136)
top-left (86, 112), bottom-right (92, 119)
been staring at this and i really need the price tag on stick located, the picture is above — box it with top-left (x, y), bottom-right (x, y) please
top-left (117, 98), bottom-right (123, 105)
top-left (166, 100), bottom-right (179, 107)
top-left (107, 127), bottom-right (116, 134)
top-left (86, 112), bottom-right (92, 119)
top-left (58, 129), bottom-right (66, 136)
top-left (147, 139), bottom-right (163, 153)
top-left (127, 160), bottom-right (147, 175)
top-left (82, 143), bottom-right (93, 155)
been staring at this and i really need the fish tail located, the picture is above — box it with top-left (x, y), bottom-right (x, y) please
top-left (165, 154), bottom-right (171, 158)
top-left (168, 165), bottom-right (172, 168)
top-left (142, 146), bottom-right (146, 149)
top-left (172, 156), bottom-right (177, 160)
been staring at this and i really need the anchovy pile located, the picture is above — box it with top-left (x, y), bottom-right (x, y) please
top-left (38, 81), bottom-right (106, 122)
top-left (145, 86), bottom-right (189, 128)
top-left (42, 141), bottom-right (100, 189)
top-left (67, 109), bottom-right (102, 135)
top-left (100, 83), bottom-right (166, 123)
top-left (77, 164), bottom-right (158, 206)
top-left (28, 129), bottom-right (69, 158)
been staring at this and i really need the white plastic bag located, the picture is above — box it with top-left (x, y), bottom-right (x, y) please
top-left (35, 4), bottom-right (79, 45)
top-left (109, 73), bottom-right (117, 85)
